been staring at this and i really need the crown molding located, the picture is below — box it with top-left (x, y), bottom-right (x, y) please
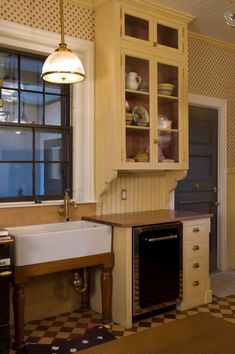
top-left (70, 0), bottom-right (194, 23)
top-left (189, 31), bottom-right (235, 51)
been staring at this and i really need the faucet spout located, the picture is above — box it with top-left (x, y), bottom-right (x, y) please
top-left (58, 188), bottom-right (71, 221)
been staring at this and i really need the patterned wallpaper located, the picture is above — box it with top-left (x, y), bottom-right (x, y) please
top-left (1, 1), bottom-right (235, 166)
top-left (188, 38), bottom-right (235, 168)
top-left (0, 0), bottom-right (94, 41)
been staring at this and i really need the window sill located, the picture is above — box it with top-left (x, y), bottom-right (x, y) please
top-left (0, 200), bottom-right (96, 208)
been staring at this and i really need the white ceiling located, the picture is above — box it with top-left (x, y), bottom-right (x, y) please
top-left (154, 0), bottom-right (235, 46)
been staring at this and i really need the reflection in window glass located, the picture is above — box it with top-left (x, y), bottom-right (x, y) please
top-left (35, 131), bottom-right (67, 161)
top-left (45, 95), bottom-right (62, 126)
top-left (0, 127), bottom-right (33, 160)
top-left (0, 163), bottom-right (32, 197)
top-left (20, 92), bottom-right (43, 124)
top-left (20, 56), bottom-right (43, 91)
top-left (0, 52), bottom-right (18, 89)
top-left (35, 162), bottom-right (66, 196)
top-left (0, 89), bottom-right (18, 123)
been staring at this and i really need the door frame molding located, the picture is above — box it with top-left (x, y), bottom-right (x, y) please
top-left (189, 94), bottom-right (227, 271)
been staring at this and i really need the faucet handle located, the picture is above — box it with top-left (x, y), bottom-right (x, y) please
top-left (65, 188), bottom-right (70, 196)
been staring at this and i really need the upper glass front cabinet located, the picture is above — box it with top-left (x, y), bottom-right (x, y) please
top-left (123, 10), bottom-right (182, 52)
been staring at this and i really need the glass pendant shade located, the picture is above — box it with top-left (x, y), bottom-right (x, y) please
top-left (42, 44), bottom-right (85, 84)
top-left (42, 0), bottom-right (85, 84)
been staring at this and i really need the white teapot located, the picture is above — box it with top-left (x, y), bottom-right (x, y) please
top-left (125, 72), bottom-right (141, 90)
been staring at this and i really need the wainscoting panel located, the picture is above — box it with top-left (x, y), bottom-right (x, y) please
top-left (98, 171), bottom-right (186, 215)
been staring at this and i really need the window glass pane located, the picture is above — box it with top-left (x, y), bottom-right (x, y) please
top-left (35, 131), bottom-right (67, 161)
top-left (45, 81), bottom-right (63, 94)
top-left (0, 52), bottom-right (18, 89)
top-left (20, 92), bottom-right (43, 124)
top-left (35, 162), bottom-right (67, 196)
top-left (45, 95), bottom-right (62, 126)
top-left (0, 162), bottom-right (32, 197)
top-left (0, 89), bottom-right (18, 123)
top-left (20, 56), bottom-right (43, 91)
top-left (0, 127), bottom-right (33, 160)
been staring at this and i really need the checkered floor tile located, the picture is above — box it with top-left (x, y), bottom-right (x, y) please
top-left (10, 294), bottom-right (235, 353)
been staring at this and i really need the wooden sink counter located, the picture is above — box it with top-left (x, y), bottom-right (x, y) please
top-left (82, 209), bottom-right (213, 227)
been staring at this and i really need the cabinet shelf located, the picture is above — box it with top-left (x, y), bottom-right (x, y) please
top-left (125, 89), bottom-right (150, 96)
top-left (158, 94), bottom-right (179, 100)
top-left (126, 124), bottom-right (150, 130)
top-left (158, 128), bottom-right (179, 133)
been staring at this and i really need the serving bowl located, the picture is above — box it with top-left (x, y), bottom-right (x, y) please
top-left (158, 83), bottom-right (175, 96)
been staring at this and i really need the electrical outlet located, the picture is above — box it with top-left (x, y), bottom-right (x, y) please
top-left (121, 189), bottom-right (127, 200)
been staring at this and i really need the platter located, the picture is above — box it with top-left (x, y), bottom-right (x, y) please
top-left (131, 106), bottom-right (149, 127)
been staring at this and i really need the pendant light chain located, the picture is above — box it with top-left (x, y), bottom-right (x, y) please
top-left (60, 0), bottom-right (65, 45)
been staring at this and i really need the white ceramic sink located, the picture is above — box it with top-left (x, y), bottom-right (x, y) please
top-left (8, 221), bottom-right (112, 266)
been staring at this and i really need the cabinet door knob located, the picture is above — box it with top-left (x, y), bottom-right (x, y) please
top-left (193, 262), bottom-right (200, 269)
top-left (193, 227), bottom-right (200, 233)
top-left (153, 41), bottom-right (157, 46)
top-left (153, 139), bottom-right (158, 144)
top-left (193, 245), bottom-right (200, 251)
top-left (192, 280), bottom-right (200, 287)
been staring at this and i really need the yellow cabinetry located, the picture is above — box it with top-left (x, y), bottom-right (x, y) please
top-left (94, 0), bottom-right (193, 198)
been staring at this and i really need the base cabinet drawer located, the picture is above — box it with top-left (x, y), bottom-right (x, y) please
top-left (185, 242), bottom-right (206, 259)
top-left (184, 258), bottom-right (207, 279)
top-left (184, 222), bottom-right (207, 244)
top-left (184, 277), bottom-right (206, 298)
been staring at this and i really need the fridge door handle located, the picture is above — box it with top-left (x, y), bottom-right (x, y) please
top-left (0, 270), bottom-right (12, 277)
top-left (144, 235), bottom-right (178, 242)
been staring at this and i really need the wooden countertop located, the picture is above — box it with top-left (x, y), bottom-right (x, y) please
top-left (82, 209), bottom-right (213, 227)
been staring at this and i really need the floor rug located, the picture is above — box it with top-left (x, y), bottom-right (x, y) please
top-left (19, 325), bottom-right (115, 354)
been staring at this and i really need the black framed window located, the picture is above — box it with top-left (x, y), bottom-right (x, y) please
top-left (0, 48), bottom-right (71, 202)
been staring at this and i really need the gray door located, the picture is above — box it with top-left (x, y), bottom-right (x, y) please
top-left (175, 105), bottom-right (218, 272)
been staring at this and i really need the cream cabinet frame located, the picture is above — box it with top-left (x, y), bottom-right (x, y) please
top-left (94, 0), bottom-right (193, 198)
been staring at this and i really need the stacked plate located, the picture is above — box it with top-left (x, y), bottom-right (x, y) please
top-left (158, 83), bottom-right (175, 96)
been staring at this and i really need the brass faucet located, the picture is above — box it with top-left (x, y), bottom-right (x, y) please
top-left (58, 188), bottom-right (72, 221)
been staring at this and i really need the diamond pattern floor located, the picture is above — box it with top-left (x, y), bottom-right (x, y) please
top-left (10, 294), bottom-right (235, 353)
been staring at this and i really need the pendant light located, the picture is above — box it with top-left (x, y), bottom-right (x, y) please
top-left (42, 0), bottom-right (85, 84)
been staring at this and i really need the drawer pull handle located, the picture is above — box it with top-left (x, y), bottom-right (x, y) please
top-left (193, 262), bottom-right (200, 269)
top-left (0, 270), bottom-right (12, 277)
top-left (192, 280), bottom-right (200, 287)
top-left (193, 227), bottom-right (200, 233)
top-left (193, 245), bottom-right (200, 251)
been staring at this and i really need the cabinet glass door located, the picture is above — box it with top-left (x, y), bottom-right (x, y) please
top-left (155, 21), bottom-right (182, 52)
top-left (123, 10), bottom-right (152, 46)
top-left (157, 61), bottom-right (180, 164)
top-left (124, 54), bottom-right (150, 164)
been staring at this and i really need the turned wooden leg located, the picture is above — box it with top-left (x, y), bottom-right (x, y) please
top-left (100, 266), bottom-right (112, 323)
top-left (12, 284), bottom-right (25, 350)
